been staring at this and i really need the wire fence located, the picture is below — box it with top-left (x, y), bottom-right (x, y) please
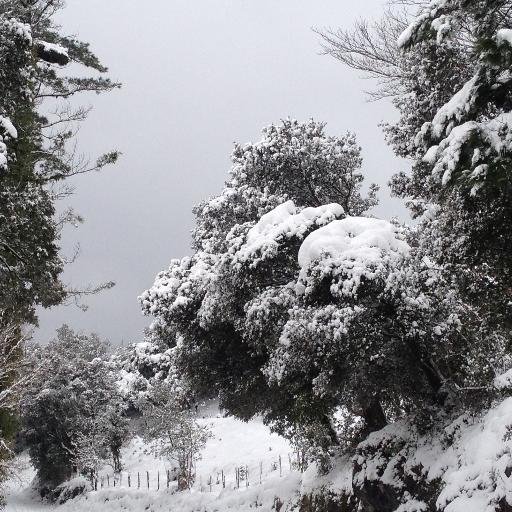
top-left (91, 450), bottom-right (307, 493)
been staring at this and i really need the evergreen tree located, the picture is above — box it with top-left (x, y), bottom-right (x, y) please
top-left (0, 0), bottom-right (119, 487)
top-left (20, 326), bottom-right (122, 495)
top-left (193, 119), bottom-right (377, 253)
top-left (392, 0), bottom-right (512, 387)
top-left (320, 0), bottom-right (512, 418)
top-left (140, 120), bottom-right (383, 456)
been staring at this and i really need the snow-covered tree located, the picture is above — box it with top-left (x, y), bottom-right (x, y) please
top-left (321, 0), bottom-right (512, 414)
top-left (0, 2), bottom-right (119, 487)
top-left (20, 326), bottom-right (124, 494)
top-left (141, 382), bottom-right (210, 491)
top-left (390, 0), bottom-right (512, 392)
top-left (0, 1), bottom-right (119, 328)
top-left (116, 327), bottom-right (191, 411)
top-left (192, 119), bottom-right (377, 253)
top-left (0, 323), bottom-right (31, 504)
top-left (140, 121), bottom-right (382, 452)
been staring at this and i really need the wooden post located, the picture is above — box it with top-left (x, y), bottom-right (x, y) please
top-left (167, 469), bottom-right (170, 489)
top-left (222, 469), bottom-right (225, 489)
top-left (259, 461), bottom-right (262, 484)
top-left (113, 476), bottom-right (116, 488)
top-left (279, 455), bottom-right (282, 477)
top-left (128, 474), bottom-right (131, 488)
top-left (147, 471), bottom-right (150, 489)
top-left (157, 471), bottom-right (160, 491)
top-left (246, 465), bottom-right (249, 487)
top-left (107, 475), bottom-right (110, 487)
top-left (101, 477), bottom-right (104, 489)
top-left (209, 475), bottom-right (212, 492)
top-left (137, 472), bottom-right (140, 489)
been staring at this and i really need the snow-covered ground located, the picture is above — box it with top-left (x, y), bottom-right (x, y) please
top-left (3, 404), bottom-right (345, 512)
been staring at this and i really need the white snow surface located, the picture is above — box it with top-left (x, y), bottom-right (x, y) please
top-left (494, 368), bottom-right (512, 390)
top-left (355, 397), bottom-right (512, 512)
top-left (1, 18), bottom-right (32, 43)
top-left (497, 28), bottom-right (512, 46)
top-left (36, 41), bottom-right (69, 60)
top-left (296, 216), bottom-right (409, 297)
top-left (429, 75), bottom-right (479, 139)
top-left (0, 117), bottom-right (18, 140)
top-left (4, 404), bottom-right (347, 512)
top-left (232, 200), bottom-right (344, 265)
top-left (0, 116), bottom-right (16, 170)
top-left (5, 398), bottom-right (512, 511)
top-left (396, 0), bottom-right (451, 48)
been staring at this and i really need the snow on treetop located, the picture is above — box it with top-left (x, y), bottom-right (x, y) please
top-left (396, 0), bottom-right (452, 48)
top-left (1, 17), bottom-right (32, 43)
top-left (296, 217), bottom-right (409, 297)
top-left (139, 253), bottom-right (218, 317)
top-left (232, 200), bottom-right (345, 266)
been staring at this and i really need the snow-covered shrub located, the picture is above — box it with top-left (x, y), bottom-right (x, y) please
top-left (47, 476), bottom-right (90, 504)
top-left (141, 382), bottom-right (211, 490)
top-left (116, 328), bottom-right (191, 411)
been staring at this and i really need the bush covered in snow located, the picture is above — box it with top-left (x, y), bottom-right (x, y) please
top-left (141, 382), bottom-right (211, 491)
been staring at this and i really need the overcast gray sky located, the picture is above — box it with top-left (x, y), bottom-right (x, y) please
top-left (36, 0), bottom-right (408, 345)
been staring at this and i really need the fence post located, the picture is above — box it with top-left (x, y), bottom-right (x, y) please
top-left (246, 465), bottom-right (249, 487)
top-left (128, 474), bottom-right (131, 488)
top-left (157, 471), bottom-right (160, 491)
top-left (222, 469), bottom-right (225, 489)
top-left (107, 475), bottom-right (110, 487)
top-left (279, 455), bottom-right (282, 477)
top-left (147, 471), bottom-right (150, 489)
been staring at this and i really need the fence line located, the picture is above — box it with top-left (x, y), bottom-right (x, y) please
top-left (91, 450), bottom-right (306, 493)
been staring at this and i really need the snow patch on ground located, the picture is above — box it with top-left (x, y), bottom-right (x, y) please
top-left (355, 397), bottom-right (512, 512)
top-left (5, 407), bottom-right (346, 512)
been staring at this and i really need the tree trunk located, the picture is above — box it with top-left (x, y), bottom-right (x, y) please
top-left (361, 399), bottom-right (387, 437)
